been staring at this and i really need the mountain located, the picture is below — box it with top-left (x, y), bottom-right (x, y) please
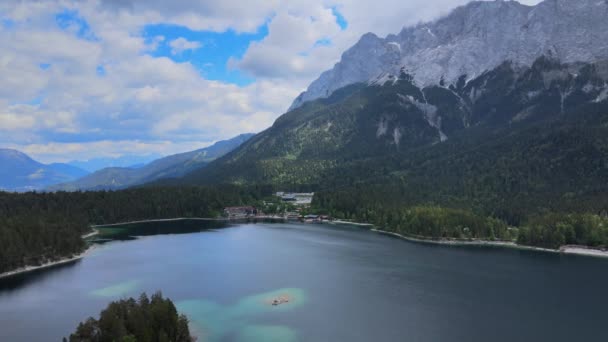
top-left (46, 163), bottom-right (91, 179)
top-left (291, 0), bottom-right (608, 109)
top-left (182, 56), bottom-right (608, 190)
top-left (68, 155), bottom-right (162, 173)
top-left (0, 149), bottom-right (89, 191)
top-left (51, 134), bottom-right (254, 191)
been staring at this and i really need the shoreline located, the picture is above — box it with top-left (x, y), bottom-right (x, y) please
top-left (371, 229), bottom-right (608, 258)
top-left (81, 228), bottom-right (99, 239)
top-left (560, 245), bottom-right (608, 258)
top-left (91, 216), bottom-right (287, 228)
top-left (0, 244), bottom-right (96, 280)
top-left (91, 217), bottom-right (224, 228)
top-left (329, 220), bottom-right (374, 227)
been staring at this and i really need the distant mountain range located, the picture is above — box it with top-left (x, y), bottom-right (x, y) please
top-left (0, 149), bottom-right (89, 191)
top-left (50, 134), bottom-right (254, 191)
top-left (67, 155), bottom-right (162, 173)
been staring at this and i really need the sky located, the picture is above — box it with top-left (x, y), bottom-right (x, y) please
top-left (0, 0), bottom-right (542, 164)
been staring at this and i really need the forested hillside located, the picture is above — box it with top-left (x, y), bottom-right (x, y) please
top-left (0, 186), bottom-right (269, 274)
top-left (185, 57), bottom-right (608, 190)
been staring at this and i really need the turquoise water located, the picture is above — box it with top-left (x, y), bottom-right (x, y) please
top-left (91, 279), bottom-right (140, 297)
top-left (177, 287), bottom-right (305, 341)
top-left (1, 221), bottom-right (608, 341)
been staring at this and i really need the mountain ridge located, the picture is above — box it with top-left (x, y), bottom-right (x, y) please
top-left (51, 133), bottom-right (255, 191)
top-left (0, 149), bottom-right (89, 191)
top-left (291, 0), bottom-right (608, 109)
top-left (67, 155), bottom-right (162, 173)
top-left (180, 56), bottom-right (608, 195)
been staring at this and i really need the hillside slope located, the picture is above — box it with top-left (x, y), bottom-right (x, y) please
top-left (52, 134), bottom-right (254, 191)
top-left (183, 57), bottom-right (608, 200)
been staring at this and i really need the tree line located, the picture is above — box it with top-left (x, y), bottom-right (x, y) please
top-left (0, 185), bottom-right (270, 274)
top-left (67, 292), bottom-right (193, 342)
top-left (517, 213), bottom-right (608, 249)
top-left (313, 187), bottom-right (608, 249)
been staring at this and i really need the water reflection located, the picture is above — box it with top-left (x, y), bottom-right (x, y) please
top-left (91, 279), bottom-right (140, 297)
top-left (95, 219), bottom-right (231, 240)
top-left (0, 259), bottom-right (82, 293)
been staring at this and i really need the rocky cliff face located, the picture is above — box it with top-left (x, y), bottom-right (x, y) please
top-left (291, 0), bottom-right (608, 109)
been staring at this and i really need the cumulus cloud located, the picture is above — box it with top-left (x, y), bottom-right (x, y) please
top-left (169, 37), bottom-right (202, 55)
top-left (95, 0), bottom-right (278, 33)
top-left (0, 0), bottom-right (543, 162)
top-left (0, 112), bottom-right (36, 130)
top-left (230, 5), bottom-right (342, 80)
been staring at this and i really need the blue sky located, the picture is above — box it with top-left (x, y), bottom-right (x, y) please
top-left (332, 7), bottom-right (348, 30)
top-left (52, 8), bottom-right (265, 85)
top-left (55, 9), bottom-right (98, 41)
top-left (142, 24), bottom-right (269, 86)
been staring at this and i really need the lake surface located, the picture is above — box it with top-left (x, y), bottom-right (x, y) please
top-left (1, 221), bottom-right (608, 341)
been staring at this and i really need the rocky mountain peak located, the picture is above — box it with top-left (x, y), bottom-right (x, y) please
top-left (290, 0), bottom-right (608, 110)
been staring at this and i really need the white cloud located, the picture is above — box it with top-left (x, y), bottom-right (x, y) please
top-left (0, 104), bottom-right (77, 133)
top-left (169, 37), bottom-right (202, 55)
top-left (94, 0), bottom-right (279, 33)
top-left (0, 112), bottom-right (36, 130)
top-left (230, 5), bottom-right (342, 80)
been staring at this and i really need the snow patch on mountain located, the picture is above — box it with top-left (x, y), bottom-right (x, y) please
top-left (377, 117), bottom-right (389, 138)
top-left (370, 72), bottom-right (399, 86)
top-left (393, 127), bottom-right (402, 147)
top-left (595, 87), bottom-right (608, 103)
top-left (398, 93), bottom-right (447, 142)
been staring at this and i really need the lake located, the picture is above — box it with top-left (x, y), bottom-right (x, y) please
top-left (1, 221), bottom-right (607, 341)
